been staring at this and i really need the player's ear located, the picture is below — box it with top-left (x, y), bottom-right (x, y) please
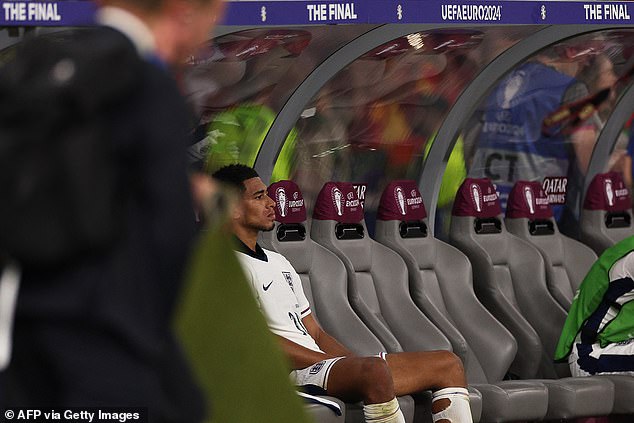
top-left (231, 200), bottom-right (243, 221)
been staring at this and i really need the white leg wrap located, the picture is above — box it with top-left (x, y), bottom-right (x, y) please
top-left (431, 387), bottom-right (473, 423)
top-left (363, 397), bottom-right (406, 423)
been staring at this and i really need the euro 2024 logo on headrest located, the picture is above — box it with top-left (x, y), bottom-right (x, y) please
top-left (331, 187), bottom-right (343, 216)
top-left (394, 186), bottom-right (407, 215)
top-left (470, 183), bottom-right (483, 212)
top-left (276, 187), bottom-right (288, 217)
top-left (524, 186), bottom-right (535, 214)
top-left (605, 179), bottom-right (614, 206)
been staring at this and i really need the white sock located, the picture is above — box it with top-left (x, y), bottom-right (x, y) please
top-left (431, 387), bottom-right (473, 423)
top-left (363, 397), bottom-right (406, 423)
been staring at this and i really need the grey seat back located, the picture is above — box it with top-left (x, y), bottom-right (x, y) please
top-left (580, 172), bottom-right (634, 255)
top-left (260, 180), bottom-right (385, 355)
top-left (260, 181), bottom-right (416, 423)
top-left (309, 182), bottom-right (452, 354)
top-left (448, 178), bottom-right (569, 379)
top-left (505, 181), bottom-right (597, 310)
top-left (373, 180), bottom-right (517, 385)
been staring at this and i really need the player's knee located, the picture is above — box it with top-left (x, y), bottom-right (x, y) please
top-left (439, 351), bottom-right (466, 384)
top-left (358, 357), bottom-right (394, 403)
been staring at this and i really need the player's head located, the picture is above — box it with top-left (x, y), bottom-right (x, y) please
top-left (213, 164), bottom-right (276, 233)
top-left (212, 164), bottom-right (258, 192)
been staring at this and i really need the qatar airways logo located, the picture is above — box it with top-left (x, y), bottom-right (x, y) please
top-left (542, 177), bottom-right (567, 205)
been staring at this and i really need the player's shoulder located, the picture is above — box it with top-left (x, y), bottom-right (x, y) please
top-left (261, 248), bottom-right (295, 268)
top-left (261, 247), bottom-right (286, 261)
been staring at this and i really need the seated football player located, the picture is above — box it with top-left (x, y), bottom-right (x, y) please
top-left (213, 164), bottom-right (473, 423)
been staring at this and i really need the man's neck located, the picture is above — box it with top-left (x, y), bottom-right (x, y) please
top-left (232, 234), bottom-right (268, 262)
top-left (233, 228), bottom-right (258, 253)
top-left (96, 6), bottom-right (157, 58)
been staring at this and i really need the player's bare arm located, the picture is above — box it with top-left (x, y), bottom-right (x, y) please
top-left (302, 314), bottom-right (353, 358)
top-left (274, 334), bottom-right (336, 369)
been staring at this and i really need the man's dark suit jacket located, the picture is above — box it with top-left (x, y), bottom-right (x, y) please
top-left (3, 27), bottom-right (205, 423)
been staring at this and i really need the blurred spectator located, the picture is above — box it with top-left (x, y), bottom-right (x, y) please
top-left (578, 55), bottom-right (632, 194)
top-left (578, 53), bottom-right (619, 122)
top-left (468, 43), bottom-right (600, 236)
top-left (626, 116), bottom-right (634, 192)
top-left (2, 0), bottom-right (223, 420)
top-left (200, 101), bottom-right (298, 181)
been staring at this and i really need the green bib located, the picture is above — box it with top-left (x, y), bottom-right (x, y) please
top-left (554, 236), bottom-right (634, 362)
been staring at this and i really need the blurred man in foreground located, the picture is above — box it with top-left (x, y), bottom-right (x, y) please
top-left (3, 0), bottom-right (223, 420)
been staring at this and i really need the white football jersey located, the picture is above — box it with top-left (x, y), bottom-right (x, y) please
top-left (236, 243), bottom-right (323, 353)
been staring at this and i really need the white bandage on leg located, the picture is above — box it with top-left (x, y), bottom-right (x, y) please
top-left (431, 387), bottom-right (473, 423)
top-left (363, 397), bottom-right (406, 423)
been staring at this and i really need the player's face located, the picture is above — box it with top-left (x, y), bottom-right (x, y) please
top-left (239, 177), bottom-right (276, 232)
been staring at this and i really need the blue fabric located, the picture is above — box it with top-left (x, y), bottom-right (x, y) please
top-left (580, 277), bottom-right (634, 344)
top-left (146, 53), bottom-right (168, 71)
top-left (479, 62), bottom-right (574, 159)
top-left (576, 277), bottom-right (634, 374)
top-left (473, 61), bottom-right (577, 218)
top-left (577, 342), bottom-right (634, 374)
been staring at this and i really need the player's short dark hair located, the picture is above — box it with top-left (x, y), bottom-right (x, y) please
top-left (212, 164), bottom-right (260, 192)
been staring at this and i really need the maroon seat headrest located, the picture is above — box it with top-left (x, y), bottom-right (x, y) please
top-left (313, 182), bottom-right (364, 223)
top-left (377, 180), bottom-right (427, 221)
top-left (584, 172), bottom-right (631, 212)
top-left (452, 178), bottom-right (501, 218)
top-left (507, 181), bottom-right (553, 219)
top-left (267, 180), bottom-right (306, 224)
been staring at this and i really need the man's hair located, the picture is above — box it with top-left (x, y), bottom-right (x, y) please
top-left (212, 164), bottom-right (260, 192)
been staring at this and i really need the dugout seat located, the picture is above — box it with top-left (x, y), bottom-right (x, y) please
top-left (448, 178), bottom-right (615, 420)
top-left (580, 172), bottom-right (634, 255)
top-left (302, 395), bottom-right (346, 423)
top-left (505, 180), bottom-right (634, 416)
top-left (307, 181), bottom-right (487, 422)
top-left (259, 180), bottom-right (417, 423)
top-left (505, 181), bottom-right (597, 310)
top-left (374, 180), bottom-right (549, 423)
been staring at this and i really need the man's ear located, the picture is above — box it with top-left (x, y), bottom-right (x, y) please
top-left (231, 201), bottom-right (243, 221)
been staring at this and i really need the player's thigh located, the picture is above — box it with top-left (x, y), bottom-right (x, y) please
top-left (386, 350), bottom-right (465, 395)
top-left (326, 356), bottom-right (394, 402)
